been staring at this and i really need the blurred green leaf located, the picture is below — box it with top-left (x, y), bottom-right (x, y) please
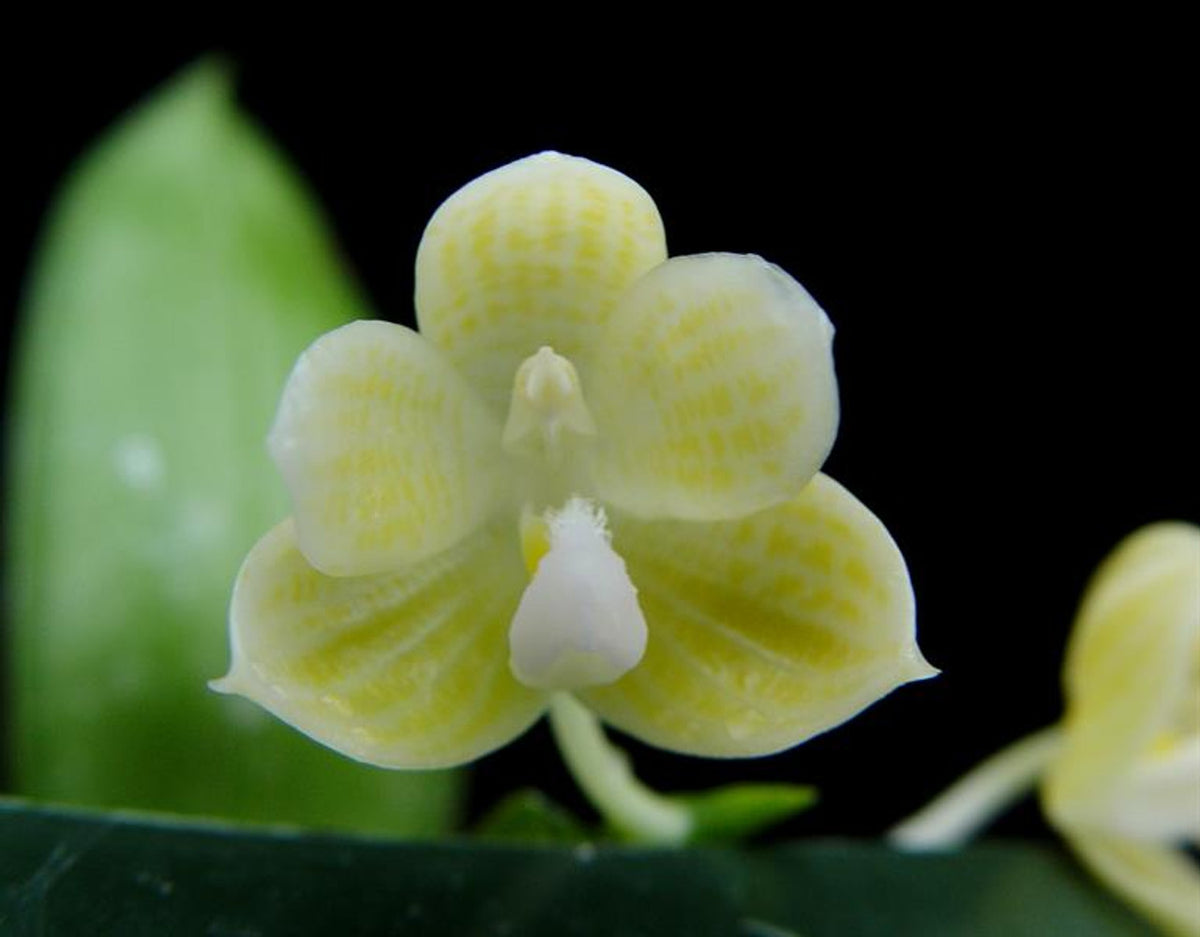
top-left (475, 789), bottom-right (593, 844)
top-left (0, 801), bottom-right (1159, 936)
top-left (675, 783), bottom-right (818, 844)
top-left (6, 59), bottom-right (460, 835)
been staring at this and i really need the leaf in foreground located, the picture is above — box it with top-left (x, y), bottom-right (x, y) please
top-left (0, 801), bottom-right (1158, 937)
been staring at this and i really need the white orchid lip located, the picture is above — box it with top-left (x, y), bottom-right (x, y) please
top-left (508, 498), bottom-right (647, 691)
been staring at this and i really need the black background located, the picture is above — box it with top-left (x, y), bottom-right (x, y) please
top-left (3, 35), bottom-right (1194, 840)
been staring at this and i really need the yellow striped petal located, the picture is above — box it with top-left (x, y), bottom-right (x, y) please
top-left (1065, 833), bottom-right (1200, 937)
top-left (1044, 522), bottom-right (1200, 834)
top-left (415, 152), bottom-right (667, 414)
top-left (213, 518), bottom-right (547, 769)
top-left (579, 473), bottom-right (932, 757)
top-left (586, 254), bottom-right (839, 521)
top-left (269, 320), bottom-right (503, 576)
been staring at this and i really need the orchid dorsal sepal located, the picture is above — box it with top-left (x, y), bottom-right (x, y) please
top-left (509, 499), bottom-right (647, 691)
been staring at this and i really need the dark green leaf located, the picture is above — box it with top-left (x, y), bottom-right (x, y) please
top-left (6, 60), bottom-right (460, 834)
top-left (0, 800), bottom-right (1159, 937)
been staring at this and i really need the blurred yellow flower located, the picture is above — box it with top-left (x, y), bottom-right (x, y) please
top-left (1043, 522), bottom-right (1200, 937)
top-left (892, 522), bottom-right (1199, 936)
top-left (212, 152), bottom-right (932, 770)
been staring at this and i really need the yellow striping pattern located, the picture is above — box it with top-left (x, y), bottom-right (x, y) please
top-left (587, 254), bottom-right (839, 521)
top-left (580, 474), bottom-right (930, 757)
top-left (268, 321), bottom-right (504, 577)
top-left (219, 518), bottom-right (547, 769)
top-left (415, 152), bottom-right (667, 414)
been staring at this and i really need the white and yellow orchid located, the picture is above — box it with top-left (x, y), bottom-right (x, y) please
top-left (212, 152), bottom-right (932, 780)
top-left (1045, 522), bottom-right (1200, 936)
top-left (891, 522), bottom-right (1200, 936)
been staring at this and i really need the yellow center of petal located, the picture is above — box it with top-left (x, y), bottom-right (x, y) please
top-left (519, 506), bottom-right (552, 575)
top-left (502, 346), bottom-right (596, 465)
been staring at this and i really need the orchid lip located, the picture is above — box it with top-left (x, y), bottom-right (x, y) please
top-left (508, 498), bottom-right (647, 691)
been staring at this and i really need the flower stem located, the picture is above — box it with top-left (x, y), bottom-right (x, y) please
top-left (547, 693), bottom-right (692, 845)
top-left (888, 725), bottom-right (1063, 850)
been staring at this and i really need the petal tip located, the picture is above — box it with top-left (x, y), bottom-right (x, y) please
top-left (208, 658), bottom-right (258, 699)
top-left (905, 653), bottom-right (941, 683)
top-left (207, 673), bottom-right (242, 696)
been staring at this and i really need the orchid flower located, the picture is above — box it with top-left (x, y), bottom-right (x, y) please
top-left (891, 522), bottom-right (1200, 936)
top-left (212, 153), bottom-right (933, 839)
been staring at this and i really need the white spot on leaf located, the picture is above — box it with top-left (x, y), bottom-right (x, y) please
top-left (112, 434), bottom-right (165, 492)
